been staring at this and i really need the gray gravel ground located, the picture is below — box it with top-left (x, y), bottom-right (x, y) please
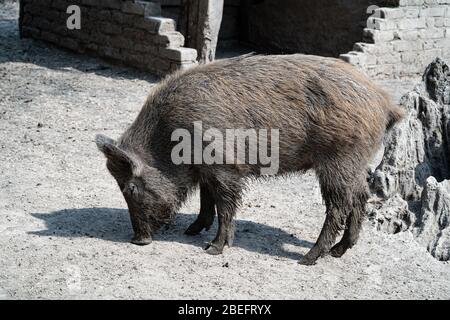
top-left (1, 1), bottom-right (449, 299)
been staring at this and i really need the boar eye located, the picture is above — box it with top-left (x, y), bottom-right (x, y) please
top-left (124, 182), bottom-right (140, 200)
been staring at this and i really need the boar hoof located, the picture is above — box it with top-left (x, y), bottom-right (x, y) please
top-left (298, 248), bottom-right (321, 265)
top-left (298, 256), bottom-right (317, 266)
top-left (184, 222), bottom-right (204, 236)
top-left (204, 243), bottom-right (223, 255)
top-left (330, 243), bottom-right (348, 258)
top-left (131, 236), bottom-right (152, 246)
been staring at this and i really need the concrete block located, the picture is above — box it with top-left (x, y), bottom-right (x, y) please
top-left (160, 47), bottom-right (198, 62)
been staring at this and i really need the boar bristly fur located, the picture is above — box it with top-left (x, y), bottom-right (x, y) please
top-left (96, 54), bottom-right (404, 265)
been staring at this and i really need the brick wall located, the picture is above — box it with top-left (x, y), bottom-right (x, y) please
top-left (240, 0), bottom-right (396, 57)
top-left (341, 0), bottom-right (450, 79)
top-left (19, 0), bottom-right (450, 79)
top-left (19, 0), bottom-right (198, 76)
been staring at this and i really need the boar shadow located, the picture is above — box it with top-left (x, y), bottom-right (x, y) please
top-left (30, 208), bottom-right (313, 260)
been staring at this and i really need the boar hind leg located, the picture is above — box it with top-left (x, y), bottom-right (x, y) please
top-left (330, 183), bottom-right (369, 258)
top-left (299, 168), bottom-right (353, 265)
top-left (204, 178), bottom-right (241, 255)
top-left (185, 183), bottom-right (216, 235)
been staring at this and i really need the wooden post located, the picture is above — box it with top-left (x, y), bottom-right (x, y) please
top-left (19, 0), bottom-right (24, 38)
top-left (184, 0), bottom-right (224, 64)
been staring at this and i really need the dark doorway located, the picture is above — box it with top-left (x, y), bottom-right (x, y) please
top-left (218, 0), bottom-right (397, 57)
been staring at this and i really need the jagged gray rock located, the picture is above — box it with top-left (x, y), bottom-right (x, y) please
top-left (424, 58), bottom-right (450, 105)
top-left (368, 58), bottom-right (450, 261)
top-left (413, 177), bottom-right (450, 261)
top-left (371, 58), bottom-right (450, 201)
top-left (367, 195), bottom-right (414, 234)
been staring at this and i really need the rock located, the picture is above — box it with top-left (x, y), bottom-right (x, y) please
top-left (368, 58), bottom-right (450, 261)
top-left (367, 195), bottom-right (414, 234)
top-left (423, 58), bottom-right (450, 105)
top-left (413, 177), bottom-right (450, 261)
top-left (370, 58), bottom-right (450, 201)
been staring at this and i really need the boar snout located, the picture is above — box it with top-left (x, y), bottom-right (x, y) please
top-left (129, 210), bottom-right (154, 246)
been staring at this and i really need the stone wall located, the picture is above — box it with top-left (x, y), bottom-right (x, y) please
top-left (341, 0), bottom-right (450, 79)
top-left (19, 0), bottom-right (198, 76)
top-left (242, 0), bottom-right (450, 79)
top-left (240, 0), bottom-right (396, 57)
top-left (18, 0), bottom-right (450, 79)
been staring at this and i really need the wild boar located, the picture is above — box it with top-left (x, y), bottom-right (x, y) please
top-left (95, 54), bottom-right (403, 265)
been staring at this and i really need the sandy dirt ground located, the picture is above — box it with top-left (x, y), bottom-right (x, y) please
top-left (1, 1), bottom-right (449, 299)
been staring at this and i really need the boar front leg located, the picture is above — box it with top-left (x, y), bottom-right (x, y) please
top-left (129, 210), bottom-right (153, 246)
top-left (204, 178), bottom-right (241, 255)
top-left (185, 183), bottom-right (216, 235)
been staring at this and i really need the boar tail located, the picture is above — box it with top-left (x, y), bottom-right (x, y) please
top-left (386, 104), bottom-right (405, 131)
top-left (381, 92), bottom-right (405, 132)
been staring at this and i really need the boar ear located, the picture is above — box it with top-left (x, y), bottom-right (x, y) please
top-left (95, 134), bottom-right (117, 153)
top-left (95, 134), bottom-right (135, 174)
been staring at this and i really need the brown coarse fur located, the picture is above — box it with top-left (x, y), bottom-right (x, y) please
top-left (96, 54), bottom-right (404, 265)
